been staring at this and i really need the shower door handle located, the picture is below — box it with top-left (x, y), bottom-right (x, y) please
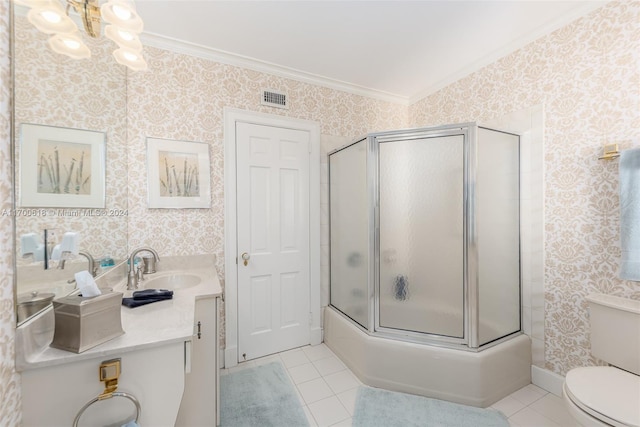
top-left (241, 252), bottom-right (250, 266)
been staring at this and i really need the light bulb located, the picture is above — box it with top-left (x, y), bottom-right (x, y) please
top-left (100, 0), bottom-right (144, 33)
top-left (28, 3), bottom-right (76, 34)
top-left (63, 39), bottom-right (81, 50)
top-left (105, 25), bottom-right (142, 50)
top-left (113, 47), bottom-right (147, 71)
top-left (118, 29), bottom-right (134, 41)
top-left (112, 4), bottom-right (132, 21)
top-left (48, 33), bottom-right (91, 59)
top-left (41, 10), bottom-right (62, 23)
top-left (123, 51), bottom-right (138, 61)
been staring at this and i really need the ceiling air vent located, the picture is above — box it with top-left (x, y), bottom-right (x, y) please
top-left (261, 90), bottom-right (288, 109)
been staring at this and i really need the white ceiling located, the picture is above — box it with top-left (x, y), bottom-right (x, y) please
top-left (136, 1), bottom-right (607, 104)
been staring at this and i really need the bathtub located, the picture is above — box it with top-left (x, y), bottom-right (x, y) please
top-left (324, 306), bottom-right (531, 408)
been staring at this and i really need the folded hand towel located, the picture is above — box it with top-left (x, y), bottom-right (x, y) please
top-left (132, 289), bottom-right (173, 300)
top-left (122, 295), bottom-right (172, 308)
top-left (619, 147), bottom-right (640, 281)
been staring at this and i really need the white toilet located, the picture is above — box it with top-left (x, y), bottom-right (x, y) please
top-left (563, 293), bottom-right (640, 427)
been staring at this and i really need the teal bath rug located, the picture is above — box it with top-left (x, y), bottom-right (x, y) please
top-left (220, 361), bottom-right (308, 427)
top-left (352, 386), bottom-right (509, 427)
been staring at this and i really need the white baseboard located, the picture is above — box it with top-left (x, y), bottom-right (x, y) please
top-left (224, 346), bottom-right (238, 369)
top-left (310, 327), bottom-right (323, 346)
top-left (531, 365), bottom-right (564, 397)
top-left (222, 334), bottom-right (324, 368)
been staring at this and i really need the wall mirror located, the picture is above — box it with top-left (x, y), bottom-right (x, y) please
top-left (13, 9), bottom-right (129, 324)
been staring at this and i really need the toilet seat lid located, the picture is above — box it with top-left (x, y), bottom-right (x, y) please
top-left (565, 367), bottom-right (640, 427)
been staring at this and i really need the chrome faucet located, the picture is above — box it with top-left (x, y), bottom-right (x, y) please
top-left (59, 250), bottom-right (97, 277)
top-left (78, 250), bottom-right (98, 277)
top-left (127, 247), bottom-right (160, 290)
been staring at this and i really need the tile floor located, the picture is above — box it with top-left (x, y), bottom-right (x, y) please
top-left (220, 344), bottom-right (578, 427)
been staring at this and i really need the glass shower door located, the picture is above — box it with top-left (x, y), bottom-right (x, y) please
top-left (377, 133), bottom-right (466, 339)
top-left (477, 128), bottom-right (521, 345)
top-left (329, 139), bottom-right (369, 328)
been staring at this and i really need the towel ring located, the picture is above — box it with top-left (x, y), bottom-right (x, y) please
top-left (72, 391), bottom-right (141, 427)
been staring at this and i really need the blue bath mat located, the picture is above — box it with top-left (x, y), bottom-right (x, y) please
top-left (352, 386), bottom-right (509, 427)
top-left (220, 361), bottom-right (308, 427)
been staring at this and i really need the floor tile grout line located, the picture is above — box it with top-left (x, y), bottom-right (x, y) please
top-left (225, 345), bottom-right (575, 427)
top-left (510, 391), bottom-right (548, 408)
top-left (523, 395), bottom-right (571, 426)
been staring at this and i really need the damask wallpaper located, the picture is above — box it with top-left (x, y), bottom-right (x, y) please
top-left (13, 16), bottom-right (128, 264)
top-left (409, 0), bottom-right (640, 375)
top-left (0, 1), bottom-right (21, 424)
top-left (125, 46), bottom-right (408, 340)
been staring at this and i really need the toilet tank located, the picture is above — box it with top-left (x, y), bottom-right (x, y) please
top-left (586, 293), bottom-right (640, 375)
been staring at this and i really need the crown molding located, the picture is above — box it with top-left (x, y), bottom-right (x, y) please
top-left (408, 1), bottom-right (609, 105)
top-left (17, 1), bottom-right (609, 107)
top-left (140, 32), bottom-right (410, 106)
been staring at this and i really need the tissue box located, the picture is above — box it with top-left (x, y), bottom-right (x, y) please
top-left (50, 290), bottom-right (124, 353)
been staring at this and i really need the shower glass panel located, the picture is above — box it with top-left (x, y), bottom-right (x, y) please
top-left (329, 139), bottom-right (369, 328)
top-left (477, 128), bottom-right (521, 345)
top-left (328, 123), bottom-right (522, 350)
top-left (378, 135), bottom-right (465, 338)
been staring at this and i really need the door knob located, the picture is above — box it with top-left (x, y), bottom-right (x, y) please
top-left (241, 252), bottom-right (250, 266)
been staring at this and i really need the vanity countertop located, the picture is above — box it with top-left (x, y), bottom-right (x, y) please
top-left (16, 255), bottom-right (222, 371)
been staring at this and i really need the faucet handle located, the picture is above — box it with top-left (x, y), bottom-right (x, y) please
top-left (136, 265), bottom-right (145, 282)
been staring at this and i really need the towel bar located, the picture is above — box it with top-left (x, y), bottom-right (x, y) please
top-left (598, 143), bottom-right (620, 160)
top-left (72, 391), bottom-right (141, 427)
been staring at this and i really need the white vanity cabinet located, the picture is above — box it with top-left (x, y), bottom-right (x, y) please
top-left (17, 257), bottom-right (224, 426)
top-left (21, 342), bottom-right (186, 426)
top-left (176, 296), bottom-right (221, 426)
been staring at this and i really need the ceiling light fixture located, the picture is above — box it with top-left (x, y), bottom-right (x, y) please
top-left (16, 0), bottom-right (147, 71)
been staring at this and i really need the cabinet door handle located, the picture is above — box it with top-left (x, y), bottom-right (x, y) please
top-left (197, 321), bottom-right (202, 339)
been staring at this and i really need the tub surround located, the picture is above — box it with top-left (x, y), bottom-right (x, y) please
top-left (16, 254), bottom-right (222, 371)
top-left (324, 307), bottom-right (531, 408)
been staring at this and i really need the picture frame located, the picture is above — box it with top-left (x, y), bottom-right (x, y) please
top-left (19, 123), bottom-right (106, 208)
top-left (146, 137), bottom-right (211, 209)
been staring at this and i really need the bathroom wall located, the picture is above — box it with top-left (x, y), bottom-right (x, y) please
top-left (0, 0), bottom-right (21, 424)
top-left (408, 0), bottom-right (640, 375)
top-left (13, 16), bottom-right (128, 263)
top-left (125, 46), bottom-right (408, 342)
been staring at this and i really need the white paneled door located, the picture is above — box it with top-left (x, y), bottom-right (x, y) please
top-left (236, 122), bottom-right (311, 361)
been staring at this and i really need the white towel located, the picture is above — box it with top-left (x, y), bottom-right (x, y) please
top-left (619, 148), bottom-right (640, 280)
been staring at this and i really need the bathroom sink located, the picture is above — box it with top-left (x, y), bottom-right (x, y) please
top-left (143, 273), bottom-right (201, 290)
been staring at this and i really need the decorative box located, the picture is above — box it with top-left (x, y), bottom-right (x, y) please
top-left (50, 290), bottom-right (124, 353)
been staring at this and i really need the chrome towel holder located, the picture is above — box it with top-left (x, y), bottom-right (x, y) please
top-left (72, 358), bottom-right (141, 427)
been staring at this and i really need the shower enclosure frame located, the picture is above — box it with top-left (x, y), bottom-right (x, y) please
top-left (328, 122), bottom-right (522, 352)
